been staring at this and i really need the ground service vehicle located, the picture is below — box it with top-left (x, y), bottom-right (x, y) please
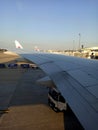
top-left (48, 87), bottom-right (67, 112)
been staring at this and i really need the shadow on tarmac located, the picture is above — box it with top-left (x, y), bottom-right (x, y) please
top-left (63, 106), bottom-right (84, 130)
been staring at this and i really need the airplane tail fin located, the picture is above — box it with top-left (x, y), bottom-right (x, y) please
top-left (15, 40), bottom-right (23, 49)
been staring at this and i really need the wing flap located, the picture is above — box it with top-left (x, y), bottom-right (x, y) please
top-left (51, 71), bottom-right (98, 130)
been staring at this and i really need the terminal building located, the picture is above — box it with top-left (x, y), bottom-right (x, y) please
top-left (81, 47), bottom-right (98, 59)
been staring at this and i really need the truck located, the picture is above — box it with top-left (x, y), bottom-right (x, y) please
top-left (48, 87), bottom-right (67, 112)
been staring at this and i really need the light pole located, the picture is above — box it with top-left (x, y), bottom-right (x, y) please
top-left (73, 40), bottom-right (75, 51)
top-left (78, 33), bottom-right (81, 50)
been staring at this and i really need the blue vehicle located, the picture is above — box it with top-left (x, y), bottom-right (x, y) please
top-left (0, 64), bottom-right (5, 68)
top-left (8, 63), bottom-right (17, 68)
top-left (20, 64), bottom-right (30, 68)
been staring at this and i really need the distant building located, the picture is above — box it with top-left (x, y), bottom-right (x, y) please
top-left (81, 47), bottom-right (98, 59)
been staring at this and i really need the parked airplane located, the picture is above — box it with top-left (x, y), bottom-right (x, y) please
top-left (15, 40), bottom-right (23, 49)
top-left (14, 41), bottom-right (98, 130)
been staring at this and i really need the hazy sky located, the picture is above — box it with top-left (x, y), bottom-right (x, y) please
top-left (0, 0), bottom-right (98, 50)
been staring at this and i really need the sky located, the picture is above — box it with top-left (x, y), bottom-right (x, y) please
top-left (0, 0), bottom-right (98, 50)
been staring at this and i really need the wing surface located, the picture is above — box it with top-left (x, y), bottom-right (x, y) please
top-left (17, 51), bottom-right (98, 130)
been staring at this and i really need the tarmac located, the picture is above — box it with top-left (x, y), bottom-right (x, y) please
top-left (0, 53), bottom-right (64, 130)
top-left (0, 53), bottom-right (84, 130)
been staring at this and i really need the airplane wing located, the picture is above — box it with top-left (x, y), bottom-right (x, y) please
top-left (16, 51), bottom-right (98, 130)
top-left (12, 40), bottom-right (98, 130)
